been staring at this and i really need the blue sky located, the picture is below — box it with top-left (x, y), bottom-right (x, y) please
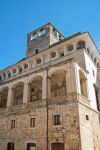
top-left (0, 0), bottom-right (100, 70)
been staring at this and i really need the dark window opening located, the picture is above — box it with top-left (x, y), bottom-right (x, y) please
top-left (35, 49), bottom-right (38, 54)
top-left (86, 115), bottom-right (89, 120)
top-left (7, 142), bottom-right (15, 150)
top-left (11, 120), bottom-right (15, 129)
top-left (54, 115), bottom-right (61, 125)
top-left (8, 72), bottom-right (11, 78)
top-left (51, 52), bottom-right (56, 58)
top-left (36, 58), bottom-right (41, 65)
top-left (59, 52), bottom-right (64, 57)
top-left (30, 118), bottom-right (35, 127)
top-left (19, 68), bottom-right (22, 74)
top-left (27, 143), bottom-right (36, 150)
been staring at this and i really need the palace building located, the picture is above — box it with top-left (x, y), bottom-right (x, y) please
top-left (0, 23), bottom-right (100, 150)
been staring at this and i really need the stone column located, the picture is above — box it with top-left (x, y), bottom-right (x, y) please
top-left (23, 79), bottom-right (28, 103)
top-left (42, 72), bottom-right (47, 99)
top-left (7, 86), bottom-right (13, 107)
top-left (66, 61), bottom-right (79, 94)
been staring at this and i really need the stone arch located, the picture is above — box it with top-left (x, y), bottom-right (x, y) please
top-left (28, 75), bottom-right (43, 102)
top-left (50, 68), bottom-right (67, 98)
top-left (0, 86), bottom-right (8, 108)
top-left (79, 70), bottom-right (88, 97)
top-left (48, 67), bottom-right (66, 78)
top-left (76, 40), bottom-right (86, 50)
top-left (12, 81), bottom-right (24, 105)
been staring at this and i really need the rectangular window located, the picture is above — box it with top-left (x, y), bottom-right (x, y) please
top-left (53, 115), bottom-right (61, 125)
top-left (30, 118), bottom-right (35, 127)
top-left (7, 142), bottom-right (15, 150)
top-left (11, 120), bottom-right (15, 129)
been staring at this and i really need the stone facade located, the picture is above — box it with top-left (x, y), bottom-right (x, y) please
top-left (0, 23), bottom-right (100, 150)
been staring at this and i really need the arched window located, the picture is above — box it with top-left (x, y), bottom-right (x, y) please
top-left (51, 70), bottom-right (66, 98)
top-left (29, 76), bottom-right (42, 102)
top-left (12, 82), bottom-right (24, 105)
top-left (0, 87), bottom-right (8, 108)
top-left (79, 70), bottom-right (88, 98)
top-left (19, 67), bottom-right (23, 74)
top-left (77, 41), bottom-right (86, 50)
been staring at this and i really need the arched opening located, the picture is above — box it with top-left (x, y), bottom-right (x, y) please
top-left (79, 70), bottom-right (88, 98)
top-left (51, 70), bottom-right (66, 98)
top-left (0, 87), bottom-right (8, 108)
top-left (51, 142), bottom-right (64, 150)
top-left (29, 76), bottom-right (42, 102)
top-left (12, 82), bottom-right (24, 105)
top-left (76, 41), bottom-right (86, 50)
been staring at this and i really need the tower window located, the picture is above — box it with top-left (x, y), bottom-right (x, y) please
top-left (11, 120), bottom-right (16, 129)
top-left (30, 118), bottom-right (35, 127)
top-left (33, 33), bottom-right (38, 39)
top-left (53, 114), bottom-right (61, 125)
top-left (35, 49), bottom-right (38, 54)
top-left (40, 29), bottom-right (46, 35)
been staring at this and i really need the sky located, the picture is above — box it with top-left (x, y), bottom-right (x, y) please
top-left (0, 0), bottom-right (100, 70)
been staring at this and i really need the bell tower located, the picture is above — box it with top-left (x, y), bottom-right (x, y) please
top-left (26, 23), bottom-right (64, 57)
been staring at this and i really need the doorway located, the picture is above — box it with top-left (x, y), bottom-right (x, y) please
top-left (51, 143), bottom-right (64, 150)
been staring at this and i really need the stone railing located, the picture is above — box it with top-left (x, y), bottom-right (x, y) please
top-left (0, 93), bottom-right (90, 115)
